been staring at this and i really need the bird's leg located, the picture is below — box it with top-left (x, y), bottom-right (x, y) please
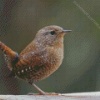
top-left (32, 83), bottom-right (45, 95)
top-left (27, 80), bottom-right (46, 95)
top-left (29, 83), bottom-right (60, 95)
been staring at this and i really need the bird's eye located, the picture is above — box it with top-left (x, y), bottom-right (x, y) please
top-left (50, 31), bottom-right (55, 35)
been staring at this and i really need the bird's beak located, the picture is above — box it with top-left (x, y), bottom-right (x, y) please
top-left (62, 30), bottom-right (72, 33)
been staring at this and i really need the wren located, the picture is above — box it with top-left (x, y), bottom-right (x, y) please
top-left (0, 25), bottom-right (71, 95)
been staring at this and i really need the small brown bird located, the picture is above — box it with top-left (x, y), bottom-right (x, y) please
top-left (0, 25), bottom-right (71, 95)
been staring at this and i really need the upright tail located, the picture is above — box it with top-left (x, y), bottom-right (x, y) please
top-left (0, 41), bottom-right (18, 70)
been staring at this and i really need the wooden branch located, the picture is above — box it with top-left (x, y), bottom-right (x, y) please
top-left (0, 92), bottom-right (100, 100)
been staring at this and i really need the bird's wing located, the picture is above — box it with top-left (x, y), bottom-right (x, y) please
top-left (9, 49), bottom-right (47, 77)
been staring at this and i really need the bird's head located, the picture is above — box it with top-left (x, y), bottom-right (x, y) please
top-left (35, 25), bottom-right (71, 47)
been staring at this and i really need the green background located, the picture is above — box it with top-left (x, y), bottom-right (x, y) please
top-left (0, 0), bottom-right (100, 94)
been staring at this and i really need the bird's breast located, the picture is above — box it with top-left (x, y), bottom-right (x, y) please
top-left (29, 46), bottom-right (64, 82)
top-left (37, 46), bottom-right (64, 80)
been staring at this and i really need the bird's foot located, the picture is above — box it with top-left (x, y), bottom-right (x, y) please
top-left (44, 92), bottom-right (61, 95)
top-left (27, 92), bottom-right (61, 95)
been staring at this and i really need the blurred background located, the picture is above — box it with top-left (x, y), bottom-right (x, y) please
top-left (0, 0), bottom-right (100, 94)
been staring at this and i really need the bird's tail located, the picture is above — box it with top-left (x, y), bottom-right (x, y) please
top-left (0, 41), bottom-right (18, 70)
